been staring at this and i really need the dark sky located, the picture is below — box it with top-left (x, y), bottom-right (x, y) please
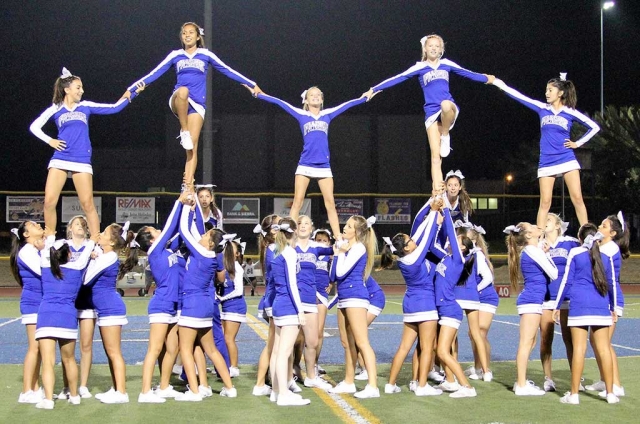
top-left (1, 0), bottom-right (638, 190)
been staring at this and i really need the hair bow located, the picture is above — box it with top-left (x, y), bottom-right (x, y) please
top-left (473, 224), bottom-right (486, 235)
top-left (53, 239), bottom-right (68, 250)
top-left (60, 67), bottom-right (73, 79)
top-left (195, 183), bottom-right (217, 190)
top-left (253, 224), bottom-right (266, 237)
top-left (582, 232), bottom-right (604, 249)
top-left (233, 238), bottom-right (246, 254)
top-left (121, 221), bottom-right (130, 239)
top-left (312, 228), bottom-right (332, 239)
top-left (503, 225), bottom-right (521, 234)
top-left (560, 221), bottom-right (569, 235)
top-left (129, 236), bottom-right (140, 249)
top-left (199, 27), bottom-right (204, 36)
top-left (454, 220), bottom-right (473, 229)
top-left (445, 169), bottom-right (465, 180)
top-left (382, 236), bottom-right (397, 253)
top-left (366, 216), bottom-right (376, 228)
top-left (420, 36), bottom-right (428, 48)
top-left (300, 89), bottom-right (308, 104)
top-left (469, 246), bottom-right (482, 256)
top-left (220, 233), bottom-right (237, 249)
top-left (10, 228), bottom-right (20, 240)
top-left (617, 211), bottom-right (625, 232)
top-left (559, 72), bottom-right (567, 81)
top-left (273, 223), bottom-right (294, 233)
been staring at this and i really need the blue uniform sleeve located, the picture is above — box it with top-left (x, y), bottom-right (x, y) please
top-left (444, 59), bottom-right (489, 84)
top-left (493, 79), bottom-right (547, 113)
top-left (554, 249), bottom-right (579, 308)
top-left (127, 51), bottom-right (178, 92)
top-left (443, 207), bottom-right (465, 264)
top-left (179, 203), bottom-right (216, 260)
top-left (566, 109), bottom-right (600, 147)
top-left (202, 50), bottom-right (256, 87)
top-left (372, 62), bottom-right (428, 92)
top-left (411, 199), bottom-right (433, 239)
top-left (148, 200), bottom-right (183, 257)
top-left (256, 93), bottom-right (305, 119)
top-left (82, 92), bottom-right (139, 116)
top-left (283, 248), bottom-right (303, 314)
top-left (322, 97), bottom-right (366, 121)
top-left (400, 210), bottom-right (439, 266)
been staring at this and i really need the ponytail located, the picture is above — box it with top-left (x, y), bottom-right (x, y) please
top-left (52, 75), bottom-right (80, 105)
top-left (9, 222), bottom-right (28, 287)
top-left (456, 237), bottom-right (476, 286)
top-left (50, 244), bottom-right (71, 280)
top-left (505, 223), bottom-right (527, 290)
top-left (258, 214), bottom-right (280, 270)
top-left (578, 224), bottom-right (608, 296)
top-left (223, 242), bottom-right (236, 279)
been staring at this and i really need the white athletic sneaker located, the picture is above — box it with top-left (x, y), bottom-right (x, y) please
top-left (18, 391), bottom-right (37, 404)
top-left (514, 380), bottom-right (545, 396)
top-left (252, 385), bottom-right (272, 396)
top-left (154, 385), bottom-right (181, 398)
top-left (437, 380), bottom-right (461, 392)
top-left (288, 379), bottom-right (302, 393)
top-left (175, 390), bottom-right (202, 402)
top-left (543, 377), bottom-right (556, 392)
top-left (415, 384), bottom-right (443, 396)
top-left (559, 392), bottom-right (579, 404)
top-left (95, 387), bottom-right (115, 401)
top-left (440, 134), bottom-right (451, 158)
top-left (428, 368), bottom-right (445, 383)
top-left (78, 386), bottom-right (92, 399)
top-left (269, 391), bottom-right (278, 402)
top-left (317, 364), bottom-right (327, 375)
top-left (354, 369), bottom-right (369, 381)
top-left (220, 387), bottom-right (237, 398)
top-left (449, 386), bottom-right (477, 398)
top-left (304, 376), bottom-right (332, 391)
top-left (464, 366), bottom-right (478, 380)
top-left (100, 390), bottom-right (129, 404)
top-left (138, 391), bottom-right (166, 403)
top-left (57, 387), bottom-right (70, 400)
top-left (179, 130), bottom-right (193, 150)
top-left (599, 385), bottom-right (625, 398)
top-left (606, 393), bottom-right (620, 404)
top-left (354, 385), bottom-right (380, 399)
top-left (483, 371), bottom-right (493, 382)
top-left (384, 383), bottom-right (401, 394)
top-left (35, 399), bottom-right (55, 410)
top-left (277, 392), bottom-right (310, 406)
top-left (229, 366), bottom-right (240, 378)
top-left (586, 380), bottom-right (606, 392)
top-left (198, 385), bottom-right (213, 398)
top-left (68, 395), bottom-right (81, 405)
top-left (328, 381), bottom-right (356, 394)
top-left (408, 380), bottom-right (417, 392)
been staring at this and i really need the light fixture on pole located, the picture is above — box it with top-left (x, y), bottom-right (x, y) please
top-left (601, 1), bottom-right (615, 115)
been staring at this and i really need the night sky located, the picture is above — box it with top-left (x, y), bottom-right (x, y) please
top-left (1, 0), bottom-right (638, 191)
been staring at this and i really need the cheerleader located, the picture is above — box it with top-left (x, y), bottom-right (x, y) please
top-left (10, 222), bottom-right (45, 404)
top-left (83, 223), bottom-right (135, 403)
top-left (587, 212), bottom-right (630, 397)
top-left (312, 228), bottom-right (334, 375)
top-left (455, 221), bottom-right (498, 382)
top-left (245, 85), bottom-right (369, 238)
top-left (445, 170), bottom-right (473, 222)
top-left (327, 215), bottom-right (380, 399)
top-left (492, 75), bottom-right (600, 229)
top-left (380, 197), bottom-right (443, 396)
top-left (29, 67), bottom-right (143, 238)
top-left (269, 218), bottom-right (311, 406)
top-left (218, 239), bottom-right (248, 378)
top-left (505, 222), bottom-right (558, 396)
top-left (35, 234), bottom-right (95, 409)
top-left (133, 194), bottom-right (188, 403)
top-left (365, 35), bottom-right (494, 189)
top-left (125, 22), bottom-right (261, 191)
top-left (553, 224), bottom-right (618, 404)
top-left (197, 184), bottom-right (223, 229)
top-left (354, 275), bottom-right (387, 382)
top-left (539, 214), bottom-right (579, 392)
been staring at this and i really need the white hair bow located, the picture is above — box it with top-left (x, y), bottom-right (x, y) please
top-left (445, 169), bottom-right (465, 180)
top-left (10, 228), bottom-right (20, 240)
top-left (233, 238), bottom-right (247, 254)
top-left (617, 211), bottom-right (625, 232)
top-left (503, 225), bottom-right (521, 234)
top-left (199, 28), bottom-right (204, 36)
top-left (195, 183), bottom-right (217, 190)
top-left (300, 89), bottom-right (308, 104)
top-left (560, 221), bottom-right (569, 235)
top-left (312, 228), bottom-right (332, 239)
top-left (220, 233), bottom-right (237, 249)
top-left (382, 237), bottom-right (397, 253)
top-left (61, 67), bottom-right (73, 79)
top-left (121, 221), bottom-right (130, 239)
top-left (469, 246), bottom-right (482, 256)
top-left (582, 232), bottom-right (604, 249)
top-left (420, 36), bottom-right (428, 48)
top-left (366, 216), bottom-right (376, 228)
top-left (473, 225), bottom-right (486, 235)
top-left (253, 224), bottom-right (266, 237)
top-left (273, 223), bottom-right (294, 233)
top-left (129, 236), bottom-right (140, 249)
top-left (53, 239), bottom-right (68, 250)
top-left (454, 220), bottom-right (473, 229)
top-left (559, 72), bottom-right (567, 81)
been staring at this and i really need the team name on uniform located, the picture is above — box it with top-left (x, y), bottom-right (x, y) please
top-left (298, 252), bottom-right (318, 265)
top-left (316, 261), bottom-right (329, 272)
top-left (303, 121), bottom-right (329, 136)
top-left (548, 248), bottom-right (569, 259)
top-left (177, 58), bottom-right (206, 73)
top-left (58, 111), bottom-right (88, 126)
top-left (168, 252), bottom-right (179, 267)
top-left (436, 262), bottom-right (447, 277)
top-left (541, 115), bottom-right (569, 131)
top-left (422, 70), bottom-right (449, 85)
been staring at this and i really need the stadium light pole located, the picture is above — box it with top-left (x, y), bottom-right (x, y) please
top-left (601, 1), bottom-right (615, 115)
top-left (503, 173), bottom-right (513, 224)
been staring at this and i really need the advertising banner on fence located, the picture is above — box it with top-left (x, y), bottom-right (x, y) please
top-left (6, 196), bottom-right (45, 223)
top-left (273, 198), bottom-right (311, 217)
top-left (375, 198), bottom-right (411, 224)
top-left (115, 197), bottom-right (155, 223)
top-left (335, 199), bottom-right (363, 224)
top-left (62, 197), bottom-right (103, 223)
top-left (222, 198), bottom-right (260, 224)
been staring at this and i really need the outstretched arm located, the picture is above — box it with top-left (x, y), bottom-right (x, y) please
top-left (444, 59), bottom-right (492, 84)
top-left (371, 62), bottom-right (428, 93)
top-left (253, 92), bottom-right (304, 119)
top-left (322, 97), bottom-right (367, 121)
top-left (492, 79), bottom-right (546, 113)
top-left (84, 90), bottom-right (141, 116)
top-left (148, 200), bottom-right (183, 257)
top-left (203, 50), bottom-right (257, 88)
top-left (127, 51), bottom-right (178, 92)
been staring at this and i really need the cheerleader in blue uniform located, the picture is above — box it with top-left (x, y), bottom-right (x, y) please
top-left (126, 22), bottom-right (260, 191)
top-left (268, 218), bottom-right (311, 406)
top-left (587, 213), bottom-right (630, 397)
top-left (30, 68), bottom-right (143, 238)
top-left (327, 216), bottom-right (380, 399)
top-left (445, 170), bottom-right (473, 222)
top-left (380, 197), bottom-right (443, 396)
top-left (539, 213), bottom-right (579, 392)
top-left (10, 222), bottom-right (45, 404)
top-left (365, 35), bottom-right (494, 189)
top-left (218, 238), bottom-right (248, 378)
top-left (312, 229), bottom-right (334, 375)
top-left (353, 275), bottom-right (387, 383)
top-left (492, 75), bottom-right (600, 229)
top-left (174, 201), bottom-right (236, 401)
top-left (252, 214), bottom-right (281, 396)
top-left (552, 224), bottom-right (617, 404)
top-left (196, 184), bottom-right (223, 229)
top-left (246, 85), bottom-right (369, 238)
top-left (83, 223), bottom-right (135, 404)
top-left (35, 234), bottom-right (95, 409)
top-left (505, 222), bottom-right (558, 396)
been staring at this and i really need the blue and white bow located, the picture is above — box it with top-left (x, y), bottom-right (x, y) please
top-left (503, 225), bottom-right (521, 234)
top-left (382, 237), bottom-right (396, 253)
top-left (10, 228), bottom-right (20, 240)
top-left (60, 67), bottom-right (73, 79)
top-left (300, 90), bottom-right (308, 104)
top-left (582, 232), bottom-right (604, 249)
top-left (273, 223), bottom-right (294, 233)
top-left (220, 233), bottom-right (237, 249)
top-left (445, 169), bottom-right (465, 180)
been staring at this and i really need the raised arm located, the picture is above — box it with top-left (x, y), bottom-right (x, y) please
top-left (411, 199), bottom-right (433, 237)
top-left (400, 210), bottom-right (440, 266)
top-left (322, 97), bottom-right (367, 121)
top-left (492, 79), bottom-right (546, 113)
top-left (335, 243), bottom-right (366, 278)
top-left (127, 51), bottom-right (178, 92)
top-left (179, 202), bottom-right (215, 260)
top-left (443, 207), bottom-right (465, 264)
top-left (371, 62), bottom-right (428, 93)
top-left (255, 93), bottom-right (304, 119)
top-left (148, 200), bottom-right (183, 257)
top-left (203, 50), bottom-right (256, 88)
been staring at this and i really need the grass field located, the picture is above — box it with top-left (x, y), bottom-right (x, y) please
top-left (1, 295), bottom-right (639, 424)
